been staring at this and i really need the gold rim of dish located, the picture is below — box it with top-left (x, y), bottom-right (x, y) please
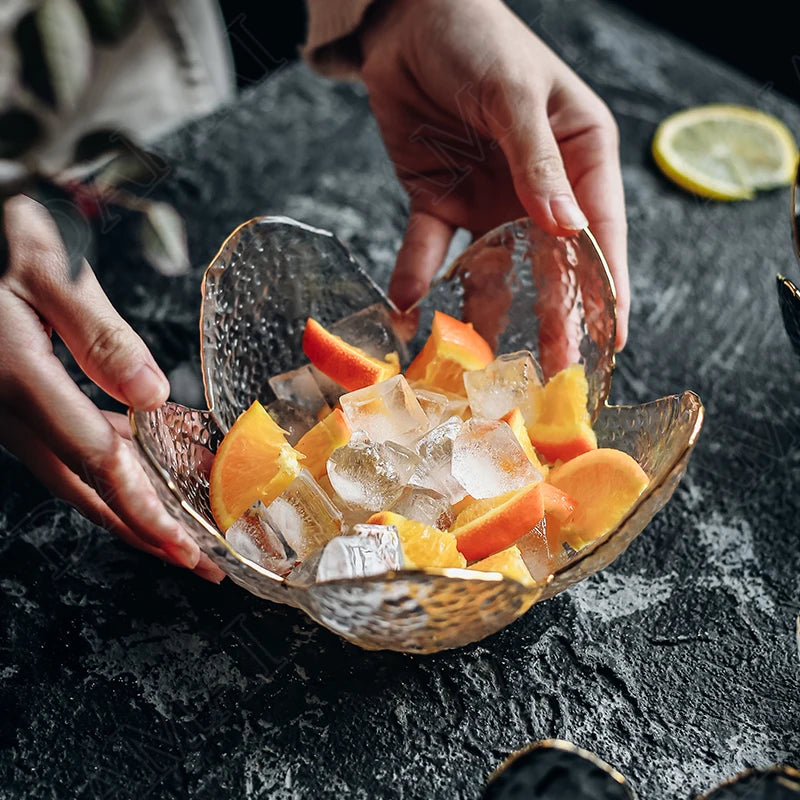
top-left (485, 738), bottom-right (633, 791)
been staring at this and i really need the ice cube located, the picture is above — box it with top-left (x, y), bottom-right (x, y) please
top-left (412, 387), bottom-right (450, 428)
top-left (225, 500), bottom-right (298, 576)
top-left (516, 518), bottom-right (571, 582)
top-left (463, 350), bottom-right (544, 427)
top-left (409, 417), bottom-right (467, 504)
top-left (329, 303), bottom-right (408, 364)
top-left (327, 431), bottom-right (419, 512)
top-left (265, 399), bottom-right (317, 445)
top-left (390, 486), bottom-right (454, 530)
top-left (316, 473), bottom-right (371, 530)
top-left (442, 393), bottom-right (471, 421)
top-left (339, 375), bottom-right (430, 447)
top-left (289, 523), bottom-right (404, 585)
top-left (261, 469), bottom-right (343, 559)
top-left (268, 364), bottom-right (331, 418)
top-left (309, 365), bottom-right (346, 406)
top-left (451, 418), bottom-right (543, 499)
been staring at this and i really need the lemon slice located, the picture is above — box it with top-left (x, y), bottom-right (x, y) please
top-left (652, 104), bottom-right (798, 200)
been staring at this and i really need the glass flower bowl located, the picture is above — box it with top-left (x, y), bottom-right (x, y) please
top-left (129, 216), bottom-right (704, 654)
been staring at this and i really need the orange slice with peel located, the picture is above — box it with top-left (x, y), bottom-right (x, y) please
top-left (469, 545), bottom-right (535, 586)
top-left (451, 481), bottom-right (545, 563)
top-left (538, 482), bottom-right (577, 562)
top-left (302, 317), bottom-right (400, 392)
top-left (294, 408), bottom-right (351, 479)
top-left (548, 448), bottom-right (649, 549)
top-left (540, 482), bottom-right (576, 525)
top-left (529, 364), bottom-right (597, 463)
top-left (501, 407), bottom-right (548, 477)
top-left (366, 511), bottom-right (466, 569)
top-left (210, 400), bottom-right (304, 532)
top-left (451, 494), bottom-right (477, 518)
top-left (405, 311), bottom-right (493, 395)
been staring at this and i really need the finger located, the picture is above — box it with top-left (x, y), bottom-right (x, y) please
top-left (0, 406), bottom-right (192, 569)
top-left (102, 410), bottom-right (132, 439)
top-left (482, 79), bottom-right (588, 235)
top-left (2, 406), bottom-right (223, 582)
top-left (0, 301), bottom-right (198, 566)
top-left (99, 415), bottom-right (223, 580)
top-left (194, 552), bottom-right (227, 584)
top-left (4, 195), bottom-right (170, 409)
top-left (389, 210), bottom-right (455, 311)
top-left (557, 103), bottom-right (629, 350)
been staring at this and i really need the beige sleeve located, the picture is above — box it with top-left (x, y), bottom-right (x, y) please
top-left (302, 0), bottom-right (378, 78)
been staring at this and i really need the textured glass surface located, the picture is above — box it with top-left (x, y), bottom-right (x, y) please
top-left (420, 220), bottom-right (616, 422)
top-left (130, 216), bottom-right (704, 653)
top-left (201, 216), bottom-right (389, 432)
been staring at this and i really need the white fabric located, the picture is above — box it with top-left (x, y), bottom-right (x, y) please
top-left (0, 0), bottom-right (236, 171)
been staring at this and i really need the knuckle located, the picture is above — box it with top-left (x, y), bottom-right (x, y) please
top-left (588, 105), bottom-right (620, 148)
top-left (83, 436), bottom-right (128, 488)
top-left (83, 321), bottom-right (137, 373)
top-left (525, 153), bottom-right (567, 187)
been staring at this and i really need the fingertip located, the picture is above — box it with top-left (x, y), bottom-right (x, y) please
top-left (549, 195), bottom-right (588, 232)
top-left (193, 554), bottom-right (226, 584)
top-left (164, 537), bottom-right (201, 570)
top-left (388, 273), bottom-right (429, 313)
top-left (615, 322), bottom-right (628, 352)
top-left (390, 211), bottom-right (455, 313)
top-left (120, 364), bottom-right (170, 410)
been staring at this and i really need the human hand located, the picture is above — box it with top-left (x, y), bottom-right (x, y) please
top-left (359, 0), bottom-right (629, 350)
top-left (0, 195), bottom-right (225, 582)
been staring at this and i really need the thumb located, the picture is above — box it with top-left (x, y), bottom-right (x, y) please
top-left (484, 80), bottom-right (588, 235)
top-left (389, 211), bottom-right (455, 311)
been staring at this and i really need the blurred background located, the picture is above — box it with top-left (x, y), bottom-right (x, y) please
top-left (218, 0), bottom-right (799, 104)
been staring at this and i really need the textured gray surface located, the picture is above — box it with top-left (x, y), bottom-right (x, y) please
top-left (2, 0), bottom-right (800, 797)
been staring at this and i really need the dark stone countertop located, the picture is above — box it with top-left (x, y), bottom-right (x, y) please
top-left (2, 1), bottom-right (800, 797)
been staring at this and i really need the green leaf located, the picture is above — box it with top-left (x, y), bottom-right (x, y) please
top-left (0, 109), bottom-right (43, 159)
top-left (79, 0), bottom-right (142, 44)
top-left (31, 178), bottom-right (94, 278)
top-left (139, 201), bottom-right (189, 276)
top-left (15, 0), bottom-right (93, 112)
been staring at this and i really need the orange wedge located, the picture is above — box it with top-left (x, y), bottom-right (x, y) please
top-left (501, 407), bottom-right (548, 477)
top-left (367, 511), bottom-right (466, 569)
top-left (548, 448), bottom-right (649, 548)
top-left (294, 408), bottom-right (351, 479)
top-left (451, 482), bottom-right (544, 562)
top-left (469, 545), bottom-right (535, 586)
top-left (451, 494), bottom-right (477, 517)
top-left (540, 482), bottom-right (576, 524)
top-left (405, 311), bottom-right (494, 395)
top-left (529, 364), bottom-right (597, 463)
top-left (538, 482), bottom-right (577, 560)
top-left (209, 400), bottom-right (304, 531)
top-left (302, 317), bottom-right (400, 392)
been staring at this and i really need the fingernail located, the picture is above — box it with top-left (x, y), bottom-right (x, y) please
top-left (550, 196), bottom-right (588, 231)
top-left (165, 536), bottom-right (200, 570)
top-left (121, 364), bottom-right (170, 409)
top-left (194, 555), bottom-right (226, 584)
